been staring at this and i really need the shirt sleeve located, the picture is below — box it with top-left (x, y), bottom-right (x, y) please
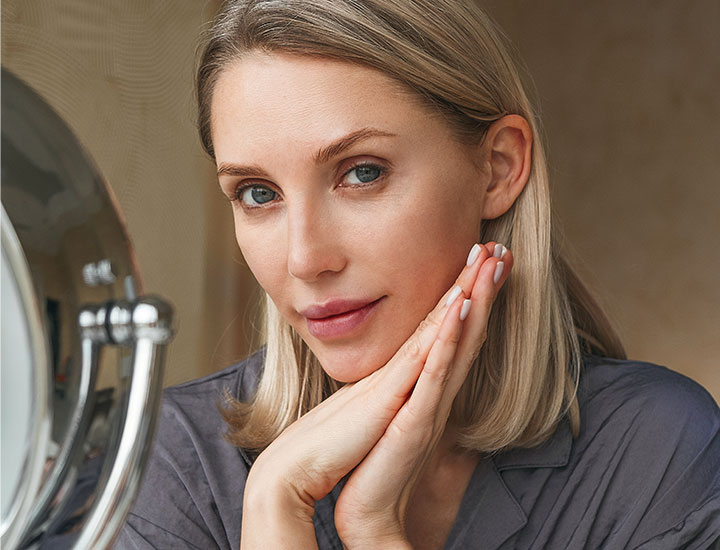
top-left (118, 513), bottom-right (210, 550)
top-left (622, 368), bottom-right (720, 550)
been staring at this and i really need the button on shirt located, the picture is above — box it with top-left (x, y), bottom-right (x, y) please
top-left (116, 352), bottom-right (720, 549)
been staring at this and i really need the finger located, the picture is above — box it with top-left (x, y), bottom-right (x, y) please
top-left (397, 291), bottom-right (468, 425)
top-left (303, 247), bottom-right (503, 500)
top-left (483, 241), bottom-right (509, 262)
top-left (346, 295), bottom-right (469, 494)
top-left (439, 248), bottom-right (514, 412)
top-left (294, 295), bottom-right (470, 499)
top-left (482, 241), bottom-right (513, 288)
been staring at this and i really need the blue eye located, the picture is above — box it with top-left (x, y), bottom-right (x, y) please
top-left (345, 164), bottom-right (383, 185)
top-left (239, 185), bottom-right (277, 207)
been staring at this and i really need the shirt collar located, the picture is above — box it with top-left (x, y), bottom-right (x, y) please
top-left (493, 417), bottom-right (573, 471)
top-left (445, 418), bottom-right (573, 549)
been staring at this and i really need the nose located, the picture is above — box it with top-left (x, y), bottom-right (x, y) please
top-left (286, 201), bottom-right (346, 282)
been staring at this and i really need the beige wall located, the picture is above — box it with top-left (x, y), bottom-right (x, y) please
top-left (483, 1), bottom-right (719, 402)
top-left (2, 0), bottom-right (257, 387)
top-left (3, 2), bottom-right (718, 401)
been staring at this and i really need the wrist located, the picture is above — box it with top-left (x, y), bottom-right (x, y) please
top-left (245, 463), bottom-right (315, 517)
top-left (242, 466), bottom-right (317, 549)
top-left (343, 538), bottom-right (413, 550)
top-left (338, 520), bottom-right (412, 550)
top-left (336, 505), bottom-right (413, 550)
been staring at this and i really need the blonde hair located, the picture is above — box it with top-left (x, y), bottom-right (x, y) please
top-left (196, 0), bottom-right (626, 453)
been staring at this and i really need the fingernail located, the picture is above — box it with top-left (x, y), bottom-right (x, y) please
top-left (493, 261), bottom-right (504, 284)
top-left (466, 243), bottom-right (481, 266)
top-left (493, 243), bottom-right (507, 259)
top-left (446, 285), bottom-right (462, 306)
top-left (460, 299), bottom-right (472, 321)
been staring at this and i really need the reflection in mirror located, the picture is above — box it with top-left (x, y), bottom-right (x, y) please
top-left (1, 69), bottom-right (174, 549)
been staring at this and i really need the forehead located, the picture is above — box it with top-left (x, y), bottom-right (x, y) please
top-left (209, 52), bottom-right (442, 155)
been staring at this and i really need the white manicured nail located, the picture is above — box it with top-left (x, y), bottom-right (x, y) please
top-left (493, 261), bottom-right (504, 284)
top-left (460, 299), bottom-right (472, 321)
top-left (446, 285), bottom-right (462, 306)
top-left (493, 243), bottom-right (507, 259)
top-left (466, 243), bottom-right (481, 266)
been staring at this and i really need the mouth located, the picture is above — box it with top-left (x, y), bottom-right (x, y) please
top-left (302, 296), bottom-right (385, 340)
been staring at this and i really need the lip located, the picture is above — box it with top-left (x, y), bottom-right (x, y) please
top-left (302, 297), bottom-right (385, 340)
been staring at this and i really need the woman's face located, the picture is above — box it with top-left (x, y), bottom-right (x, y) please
top-left (212, 52), bottom-right (489, 382)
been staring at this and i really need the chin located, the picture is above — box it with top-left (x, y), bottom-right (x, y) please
top-left (313, 345), bottom-right (391, 383)
top-left (318, 356), bottom-right (379, 383)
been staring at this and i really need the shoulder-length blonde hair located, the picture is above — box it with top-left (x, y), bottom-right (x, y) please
top-left (196, 0), bottom-right (626, 453)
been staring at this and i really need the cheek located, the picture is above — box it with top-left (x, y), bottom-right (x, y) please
top-left (371, 180), bottom-right (482, 281)
top-left (399, 187), bottom-right (482, 306)
top-left (234, 219), bottom-right (287, 296)
top-left (357, 179), bottom-right (482, 341)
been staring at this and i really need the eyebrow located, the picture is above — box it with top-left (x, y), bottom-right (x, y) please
top-left (216, 163), bottom-right (271, 178)
top-left (313, 127), bottom-right (396, 164)
top-left (216, 127), bottom-right (396, 177)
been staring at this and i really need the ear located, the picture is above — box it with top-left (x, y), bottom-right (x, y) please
top-left (480, 114), bottom-right (533, 220)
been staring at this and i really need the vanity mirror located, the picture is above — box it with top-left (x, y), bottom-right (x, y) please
top-left (1, 69), bottom-right (174, 550)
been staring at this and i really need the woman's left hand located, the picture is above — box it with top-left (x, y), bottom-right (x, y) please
top-left (334, 242), bottom-right (513, 548)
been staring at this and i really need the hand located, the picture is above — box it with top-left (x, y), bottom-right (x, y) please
top-left (240, 243), bottom-right (512, 548)
top-left (333, 242), bottom-right (512, 548)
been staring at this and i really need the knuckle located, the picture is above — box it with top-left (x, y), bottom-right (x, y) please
top-left (391, 407), bottom-right (434, 445)
top-left (387, 416), bottom-right (414, 439)
top-left (402, 333), bottom-right (424, 362)
top-left (445, 328), bottom-right (462, 346)
top-left (398, 310), bottom-right (446, 364)
top-left (416, 319), bottom-right (430, 334)
top-left (418, 314), bottom-right (440, 333)
top-left (422, 361), bottom-right (451, 385)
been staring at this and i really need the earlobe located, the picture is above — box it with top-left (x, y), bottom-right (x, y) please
top-left (480, 114), bottom-right (533, 220)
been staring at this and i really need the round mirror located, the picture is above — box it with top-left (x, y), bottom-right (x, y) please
top-left (1, 68), bottom-right (173, 549)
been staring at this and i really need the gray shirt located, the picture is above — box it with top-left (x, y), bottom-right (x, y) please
top-left (116, 353), bottom-right (720, 549)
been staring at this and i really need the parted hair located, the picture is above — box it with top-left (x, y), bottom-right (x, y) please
top-left (196, 0), bottom-right (626, 453)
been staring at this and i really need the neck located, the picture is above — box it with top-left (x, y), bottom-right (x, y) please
top-left (424, 427), bottom-right (478, 478)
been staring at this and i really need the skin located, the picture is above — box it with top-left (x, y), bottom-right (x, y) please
top-left (211, 52), bottom-right (532, 549)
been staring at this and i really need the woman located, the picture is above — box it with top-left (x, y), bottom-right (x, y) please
top-left (118, 1), bottom-right (720, 548)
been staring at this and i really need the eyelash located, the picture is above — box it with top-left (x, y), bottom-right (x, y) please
top-left (229, 161), bottom-right (388, 210)
top-left (339, 161), bottom-right (388, 188)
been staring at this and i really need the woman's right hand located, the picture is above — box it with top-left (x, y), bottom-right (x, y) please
top-left (241, 242), bottom-right (504, 548)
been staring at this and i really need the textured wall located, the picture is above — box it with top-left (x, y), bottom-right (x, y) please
top-left (483, 1), bottom-right (720, 402)
top-left (1, 0), bottom-right (256, 386)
